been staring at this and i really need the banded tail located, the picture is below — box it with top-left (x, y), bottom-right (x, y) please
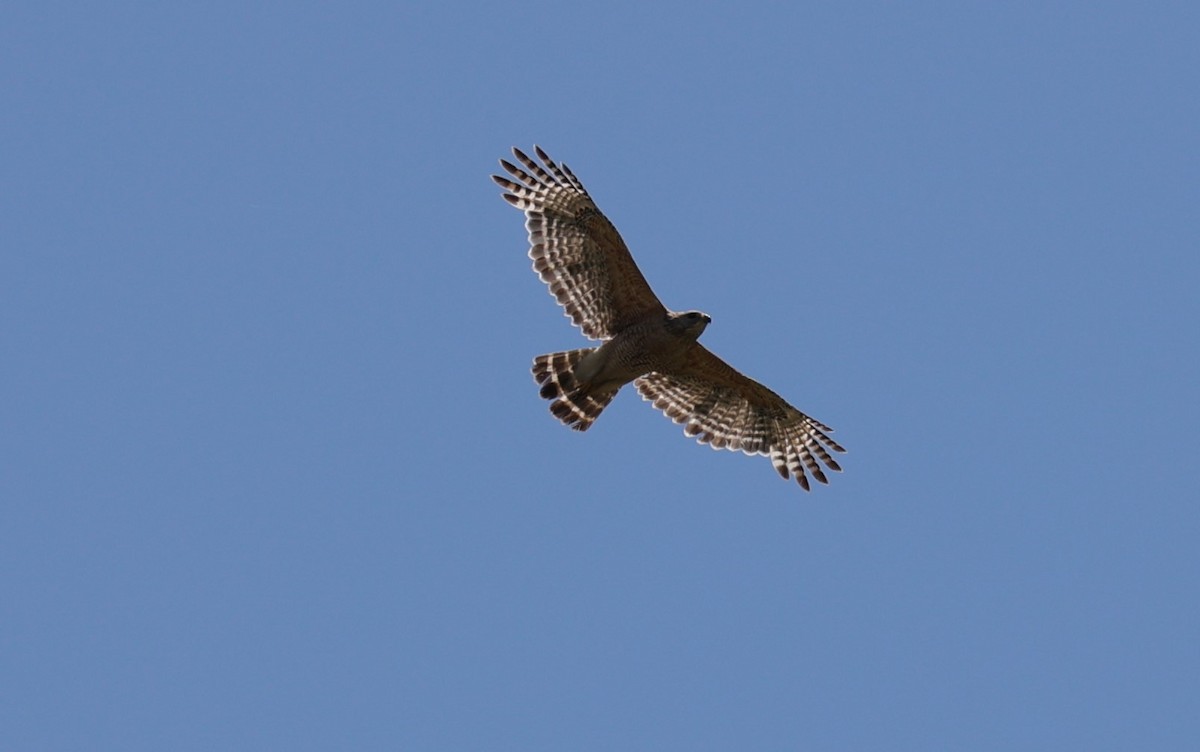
top-left (532, 349), bottom-right (618, 431)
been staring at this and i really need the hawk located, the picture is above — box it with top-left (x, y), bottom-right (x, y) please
top-left (492, 146), bottom-right (845, 490)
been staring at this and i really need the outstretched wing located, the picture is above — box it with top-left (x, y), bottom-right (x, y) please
top-left (492, 146), bottom-right (666, 340)
top-left (635, 345), bottom-right (846, 490)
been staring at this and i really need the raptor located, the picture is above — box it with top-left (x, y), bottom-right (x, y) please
top-left (492, 146), bottom-right (845, 489)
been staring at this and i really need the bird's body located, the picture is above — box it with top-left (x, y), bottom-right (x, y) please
top-left (577, 311), bottom-right (710, 390)
top-left (529, 310), bottom-right (708, 431)
top-left (492, 146), bottom-right (845, 490)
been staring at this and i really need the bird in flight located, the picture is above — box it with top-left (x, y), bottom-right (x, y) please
top-left (492, 146), bottom-right (845, 490)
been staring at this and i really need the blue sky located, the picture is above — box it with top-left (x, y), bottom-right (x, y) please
top-left (3, 2), bottom-right (1198, 749)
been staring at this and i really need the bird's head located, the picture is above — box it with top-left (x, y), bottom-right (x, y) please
top-left (667, 310), bottom-right (712, 339)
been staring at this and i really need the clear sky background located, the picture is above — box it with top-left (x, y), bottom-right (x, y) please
top-left (4, 2), bottom-right (1198, 750)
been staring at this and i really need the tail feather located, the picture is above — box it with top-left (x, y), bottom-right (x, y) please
top-left (532, 349), bottom-right (618, 431)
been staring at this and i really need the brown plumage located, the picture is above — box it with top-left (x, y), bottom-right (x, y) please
top-left (492, 146), bottom-right (845, 490)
